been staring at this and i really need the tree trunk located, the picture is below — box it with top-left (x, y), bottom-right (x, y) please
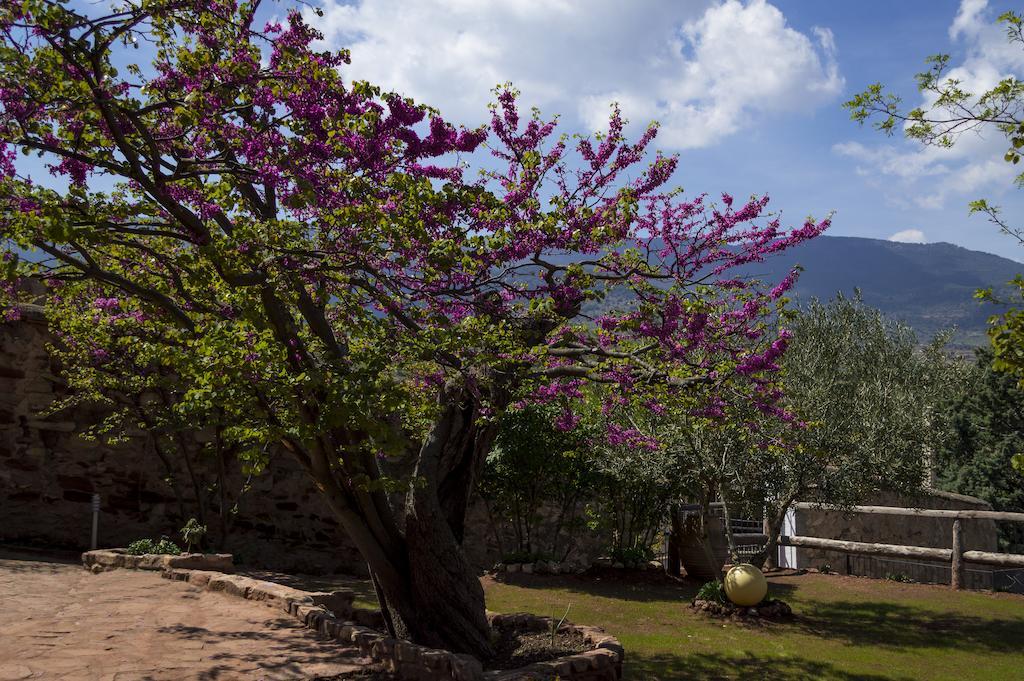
top-left (749, 497), bottom-right (793, 570)
top-left (294, 388), bottom-right (497, 658)
top-left (666, 503), bottom-right (682, 577)
top-left (719, 489), bottom-right (740, 563)
top-left (698, 493), bottom-right (723, 582)
top-left (271, 372), bottom-right (502, 659)
top-left (381, 391), bottom-right (495, 656)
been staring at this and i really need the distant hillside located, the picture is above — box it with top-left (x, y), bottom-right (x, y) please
top-left (747, 236), bottom-right (1022, 347)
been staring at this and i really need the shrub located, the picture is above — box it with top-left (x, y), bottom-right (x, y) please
top-left (696, 580), bottom-right (727, 604)
top-left (480, 404), bottom-right (600, 562)
top-left (180, 518), bottom-right (207, 553)
top-left (126, 538), bottom-right (181, 555)
top-left (611, 545), bottom-right (655, 566)
top-left (885, 572), bottom-right (913, 583)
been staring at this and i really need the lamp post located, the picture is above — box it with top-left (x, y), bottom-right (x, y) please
top-left (90, 493), bottom-right (100, 550)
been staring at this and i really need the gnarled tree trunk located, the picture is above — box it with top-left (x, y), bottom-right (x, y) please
top-left (386, 393), bottom-right (495, 655)
top-left (286, 387), bottom-right (498, 658)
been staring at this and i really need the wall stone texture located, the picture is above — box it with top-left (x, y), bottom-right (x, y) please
top-left (0, 314), bottom-right (365, 575)
top-left (461, 495), bottom-right (610, 570)
top-left (794, 489), bottom-right (1000, 589)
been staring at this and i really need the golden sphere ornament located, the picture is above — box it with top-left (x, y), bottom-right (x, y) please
top-left (724, 564), bottom-right (768, 606)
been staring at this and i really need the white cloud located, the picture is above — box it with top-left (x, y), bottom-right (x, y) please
top-left (309, 0), bottom-right (843, 149)
top-left (832, 141), bottom-right (951, 180)
top-left (835, 0), bottom-right (1024, 210)
top-left (888, 229), bottom-right (927, 243)
top-left (950, 0), bottom-right (988, 39)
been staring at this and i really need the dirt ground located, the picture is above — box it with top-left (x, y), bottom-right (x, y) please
top-left (0, 549), bottom-right (374, 681)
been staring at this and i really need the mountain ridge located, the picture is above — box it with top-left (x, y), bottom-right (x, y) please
top-left (751, 235), bottom-right (1022, 347)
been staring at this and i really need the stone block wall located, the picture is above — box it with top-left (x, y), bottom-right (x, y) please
top-left (794, 489), bottom-right (1000, 589)
top-left (0, 313), bottom-right (364, 575)
top-left (461, 495), bottom-right (611, 570)
top-left (0, 312), bottom-right (617, 574)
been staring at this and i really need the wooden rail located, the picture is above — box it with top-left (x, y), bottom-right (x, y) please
top-left (782, 503), bottom-right (1024, 589)
top-left (779, 535), bottom-right (951, 562)
top-left (790, 502), bottom-right (1024, 523)
top-left (962, 550), bottom-right (1024, 568)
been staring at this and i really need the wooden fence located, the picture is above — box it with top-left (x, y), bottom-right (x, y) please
top-left (779, 503), bottom-right (1024, 589)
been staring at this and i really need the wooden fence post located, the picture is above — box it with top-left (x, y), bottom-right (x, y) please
top-left (951, 519), bottom-right (964, 590)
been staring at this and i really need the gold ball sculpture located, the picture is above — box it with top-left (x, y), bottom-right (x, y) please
top-left (724, 563), bottom-right (768, 606)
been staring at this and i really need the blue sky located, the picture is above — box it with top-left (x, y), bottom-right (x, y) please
top-left (309, 0), bottom-right (1024, 262)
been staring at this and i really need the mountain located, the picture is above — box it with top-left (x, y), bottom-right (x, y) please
top-left (746, 236), bottom-right (1022, 348)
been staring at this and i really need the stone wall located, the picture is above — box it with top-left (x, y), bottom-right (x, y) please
top-left (0, 313), bottom-right (364, 575)
top-left (793, 489), bottom-right (1000, 589)
top-left (461, 495), bottom-right (611, 570)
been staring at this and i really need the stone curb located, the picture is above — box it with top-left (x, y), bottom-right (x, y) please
top-left (82, 548), bottom-right (235, 574)
top-left (154, 566), bottom-right (623, 680)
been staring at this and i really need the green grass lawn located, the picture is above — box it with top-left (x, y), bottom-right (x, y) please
top-left (482, 571), bottom-right (1024, 681)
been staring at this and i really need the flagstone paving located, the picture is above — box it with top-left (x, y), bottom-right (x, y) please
top-left (0, 549), bottom-right (372, 680)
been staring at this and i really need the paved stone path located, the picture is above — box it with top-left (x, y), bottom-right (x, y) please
top-left (0, 551), bottom-right (372, 680)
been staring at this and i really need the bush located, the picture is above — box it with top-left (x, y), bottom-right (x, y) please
top-left (592, 435), bottom-right (676, 563)
top-left (126, 538), bottom-right (181, 555)
top-left (885, 572), bottom-right (913, 583)
top-left (611, 545), bottom-right (655, 566)
top-left (180, 518), bottom-right (207, 552)
top-left (696, 580), bottom-right (727, 604)
top-left (480, 404), bottom-right (600, 562)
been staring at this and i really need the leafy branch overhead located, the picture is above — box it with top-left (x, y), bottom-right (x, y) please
top-left (845, 11), bottom-right (1024, 184)
top-left (845, 8), bottom-right (1024, 388)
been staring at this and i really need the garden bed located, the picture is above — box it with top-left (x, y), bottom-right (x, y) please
top-left (489, 627), bottom-right (587, 669)
top-left (690, 597), bottom-right (793, 620)
top-left (160, 568), bottom-right (621, 680)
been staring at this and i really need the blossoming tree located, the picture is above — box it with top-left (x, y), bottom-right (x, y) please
top-left (0, 0), bottom-right (827, 656)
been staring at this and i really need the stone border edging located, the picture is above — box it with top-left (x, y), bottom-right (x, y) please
top-left (82, 548), bottom-right (234, 573)
top-left (158, 567), bottom-right (623, 680)
top-left (485, 613), bottom-right (624, 680)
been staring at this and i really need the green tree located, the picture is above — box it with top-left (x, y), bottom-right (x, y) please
top-left (44, 284), bottom-right (245, 547)
top-left (591, 423), bottom-right (680, 565)
top-left (723, 296), bottom-right (970, 568)
top-left (845, 9), bottom-right (1024, 385)
top-left (676, 295), bottom-right (966, 569)
top-left (478, 404), bottom-right (599, 563)
top-left (937, 348), bottom-right (1024, 550)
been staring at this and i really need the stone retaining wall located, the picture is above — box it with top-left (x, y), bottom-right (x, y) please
top-left (86, 554), bottom-right (623, 681)
top-left (793, 489), bottom-right (1000, 589)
